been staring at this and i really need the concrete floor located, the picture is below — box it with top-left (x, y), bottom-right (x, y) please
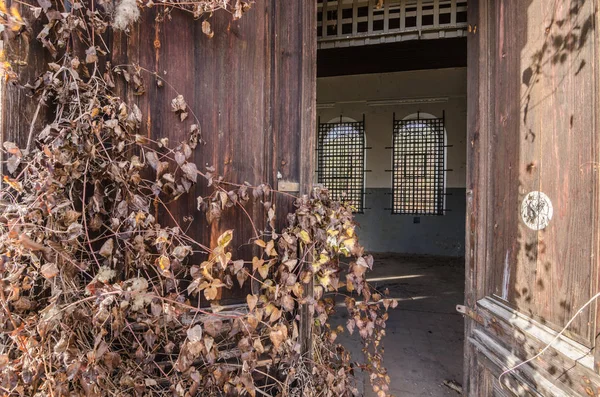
top-left (332, 254), bottom-right (465, 397)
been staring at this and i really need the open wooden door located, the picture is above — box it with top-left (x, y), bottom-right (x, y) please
top-left (464, 0), bottom-right (600, 395)
top-left (1, 1), bottom-right (316, 304)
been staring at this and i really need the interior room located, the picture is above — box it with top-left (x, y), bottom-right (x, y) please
top-left (316, 1), bottom-right (468, 395)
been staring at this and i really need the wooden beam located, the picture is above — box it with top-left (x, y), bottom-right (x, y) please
top-left (299, 0), bottom-right (317, 361)
top-left (317, 37), bottom-right (467, 77)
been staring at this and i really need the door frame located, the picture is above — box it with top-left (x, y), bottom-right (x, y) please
top-left (463, 0), bottom-right (493, 393)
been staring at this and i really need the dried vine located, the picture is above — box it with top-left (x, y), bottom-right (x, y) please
top-left (0, 1), bottom-right (395, 396)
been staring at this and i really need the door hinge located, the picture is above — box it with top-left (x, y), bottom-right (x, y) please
top-left (456, 304), bottom-right (487, 326)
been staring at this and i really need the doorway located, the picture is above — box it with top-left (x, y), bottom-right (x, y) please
top-left (316, 6), bottom-right (468, 395)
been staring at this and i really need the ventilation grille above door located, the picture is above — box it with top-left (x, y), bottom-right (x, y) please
top-left (317, 0), bottom-right (468, 49)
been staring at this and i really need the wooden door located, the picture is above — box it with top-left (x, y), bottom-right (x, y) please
top-left (111, 2), bottom-right (316, 303)
top-left (2, 1), bottom-right (316, 303)
top-left (464, 0), bottom-right (600, 395)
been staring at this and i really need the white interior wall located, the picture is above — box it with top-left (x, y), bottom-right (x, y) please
top-left (317, 68), bottom-right (467, 189)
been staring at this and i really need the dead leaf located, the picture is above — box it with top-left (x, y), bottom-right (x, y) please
top-left (202, 20), bottom-right (214, 38)
top-left (204, 318), bottom-right (223, 337)
top-left (186, 325), bottom-right (203, 343)
top-left (171, 94), bottom-right (187, 113)
top-left (217, 229), bottom-right (233, 248)
top-left (269, 324), bottom-right (288, 351)
top-left (85, 46), bottom-right (98, 64)
top-left (281, 295), bottom-right (295, 312)
top-left (246, 294), bottom-right (258, 312)
top-left (40, 263), bottom-right (59, 279)
top-left (181, 162), bottom-right (198, 183)
top-left (156, 255), bottom-right (170, 271)
top-left (99, 238), bottom-right (114, 258)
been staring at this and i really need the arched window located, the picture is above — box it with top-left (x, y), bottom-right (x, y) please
top-left (392, 112), bottom-right (446, 215)
top-left (316, 116), bottom-right (366, 212)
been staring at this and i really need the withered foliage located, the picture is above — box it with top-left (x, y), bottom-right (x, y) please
top-left (0, 1), bottom-right (396, 396)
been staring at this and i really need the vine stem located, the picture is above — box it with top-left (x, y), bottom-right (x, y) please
top-left (25, 89), bottom-right (46, 155)
top-left (81, 159), bottom-right (102, 270)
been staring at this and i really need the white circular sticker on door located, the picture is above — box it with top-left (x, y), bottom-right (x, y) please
top-left (521, 191), bottom-right (553, 231)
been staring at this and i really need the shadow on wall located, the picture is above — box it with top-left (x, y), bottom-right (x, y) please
top-left (354, 187), bottom-right (466, 257)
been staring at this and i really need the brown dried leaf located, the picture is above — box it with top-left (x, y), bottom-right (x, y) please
top-left (246, 294), bottom-right (258, 312)
top-left (186, 325), bottom-right (203, 343)
top-left (146, 151), bottom-right (159, 170)
top-left (236, 270), bottom-right (248, 288)
top-left (171, 94), bottom-right (187, 113)
top-left (6, 155), bottom-right (20, 174)
top-left (281, 295), bottom-right (295, 312)
top-left (269, 324), bottom-right (288, 351)
top-left (85, 46), bottom-right (98, 63)
top-left (99, 238), bottom-right (114, 258)
top-left (181, 162), bottom-right (198, 183)
top-left (202, 20), bottom-right (214, 38)
top-left (3, 141), bottom-right (22, 157)
top-left (265, 240), bottom-right (277, 257)
top-left (217, 229), bottom-right (233, 248)
top-left (40, 263), bottom-right (59, 279)
top-left (204, 318), bottom-right (223, 337)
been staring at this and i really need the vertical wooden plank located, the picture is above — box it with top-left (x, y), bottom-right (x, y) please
top-left (115, 4), bottom-right (276, 303)
top-left (337, 0), bottom-right (343, 36)
top-left (352, 0), bottom-right (358, 34)
top-left (270, 0), bottom-right (316, 359)
top-left (0, 40), bottom-right (3, 176)
top-left (417, 0), bottom-right (423, 30)
top-left (368, 0), bottom-right (374, 34)
top-left (323, 0), bottom-right (329, 37)
top-left (400, 0), bottom-right (406, 30)
top-left (433, 0), bottom-right (440, 28)
top-left (384, 1), bottom-right (390, 33)
top-left (532, 0), bottom-right (597, 343)
top-left (450, 0), bottom-right (457, 25)
top-left (594, 0), bottom-right (600, 370)
top-left (464, 0), bottom-right (493, 394)
top-left (300, 0), bottom-right (317, 193)
top-left (0, 12), bottom-right (50, 176)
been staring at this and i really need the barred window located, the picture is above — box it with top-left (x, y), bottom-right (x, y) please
top-left (317, 117), bottom-right (366, 212)
top-left (392, 113), bottom-right (446, 215)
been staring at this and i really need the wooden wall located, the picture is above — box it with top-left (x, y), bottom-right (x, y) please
top-left (1, 1), bottom-right (316, 304)
top-left (112, 1), bottom-right (316, 302)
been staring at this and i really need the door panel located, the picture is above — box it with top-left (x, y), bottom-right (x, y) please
top-left (465, 0), bottom-right (600, 395)
top-left (1, 0), bottom-right (318, 386)
top-left (107, 1), bottom-right (316, 304)
top-left (485, 0), bottom-right (597, 344)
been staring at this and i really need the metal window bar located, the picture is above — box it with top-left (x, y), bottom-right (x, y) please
top-left (391, 112), bottom-right (445, 215)
top-left (317, 116), bottom-right (366, 213)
